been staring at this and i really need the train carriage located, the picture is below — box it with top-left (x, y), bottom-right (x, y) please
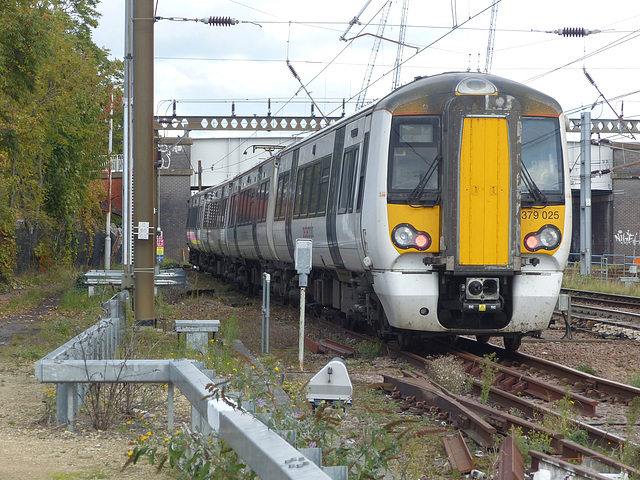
top-left (186, 72), bottom-right (571, 351)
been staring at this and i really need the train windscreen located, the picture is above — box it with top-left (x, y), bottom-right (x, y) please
top-left (387, 116), bottom-right (441, 205)
top-left (521, 117), bottom-right (564, 205)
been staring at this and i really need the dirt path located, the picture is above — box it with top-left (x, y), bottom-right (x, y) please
top-left (0, 289), bottom-right (183, 479)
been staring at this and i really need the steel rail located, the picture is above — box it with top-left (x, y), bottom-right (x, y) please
top-left (455, 337), bottom-right (640, 405)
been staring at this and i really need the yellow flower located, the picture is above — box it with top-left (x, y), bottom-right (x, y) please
top-left (148, 431), bottom-right (152, 436)
top-left (126, 421), bottom-right (131, 425)
top-left (275, 367), bottom-right (279, 372)
top-left (165, 437), bottom-right (170, 442)
top-left (128, 451), bottom-right (133, 457)
top-left (141, 436), bottom-right (147, 441)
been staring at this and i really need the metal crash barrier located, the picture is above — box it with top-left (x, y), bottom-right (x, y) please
top-left (34, 291), bottom-right (347, 480)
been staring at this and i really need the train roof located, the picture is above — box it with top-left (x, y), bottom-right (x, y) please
top-left (377, 71), bottom-right (563, 117)
top-left (190, 72), bottom-right (563, 198)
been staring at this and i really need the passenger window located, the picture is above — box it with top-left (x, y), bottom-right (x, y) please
top-left (308, 163), bottom-right (321, 216)
top-left (338, 147), bottom-right (358, 214)
top-left (318, 157), bottom-right (331, 215)
top-left (356, 133), bottom-right (369, 212)
top-left (301, 165), bottom-right (313, 217)
top-left (294, 169), bottom-right (305, 218)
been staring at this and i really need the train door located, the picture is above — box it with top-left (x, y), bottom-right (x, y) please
top-left (458, 116), bottom-right (511, 266)
top-left (334, 116), bottom-right (371, 270)
top-left (326, 127), bottom-right (346, 267)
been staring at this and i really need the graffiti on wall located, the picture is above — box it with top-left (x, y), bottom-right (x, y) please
top-left (614, 229), bottom-right (639, 246)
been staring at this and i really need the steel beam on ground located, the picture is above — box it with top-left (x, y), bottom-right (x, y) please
top-left (383, 374), bottom-right (496, 447)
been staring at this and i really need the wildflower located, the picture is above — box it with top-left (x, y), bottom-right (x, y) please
top-left (275, 366), bottom-right (279, 372)
top-left (256, 398), bottom-right (266, 408)
top-left (309, 441), bottom-right (317, 448)
top-left (126, 421), bottom-right (131, 425)
top-left (128, 451), bottom-right (133, 457)
top-left (165, 437), bottom-right (170, 442)
top-left (141, 436), bottom-right (147, 441)
top-left (148, 431), bottom-right (152, 436)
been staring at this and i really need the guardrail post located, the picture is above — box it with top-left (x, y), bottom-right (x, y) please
top-left (168, 383), bottom-right (174, 431)
top-left (56, 383), bottom-right (68, 426)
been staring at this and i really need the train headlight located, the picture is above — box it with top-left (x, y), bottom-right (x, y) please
top-left (524, 225), bottom-right (561, 252)
top-left (392, 224), bottom-right (432, 251)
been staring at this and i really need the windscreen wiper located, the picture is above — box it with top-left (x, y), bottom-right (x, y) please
top-left (521, 163), bottom-right (547, 204)
top-left (407, 154), bottom-right (441, 206)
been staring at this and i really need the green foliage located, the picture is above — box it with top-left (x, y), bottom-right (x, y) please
top-left (0, 1), bottom-right (123, 281)
top-left (538, 393), bottom-right (589, 447)
top-left (511, 426), bottom-right (553, 462)
top-left (355, 339), bottom-right (383, 359)
top-left (480, 352), bottom-right (498, 404)
top-left (576, 364), bottom-right (598, 376)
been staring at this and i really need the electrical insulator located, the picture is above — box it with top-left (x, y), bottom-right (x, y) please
top-left (562, 27), bottom-right (586, 37)
top-left (551, 27), bottom-right (600, 37)
top-left (287, 61), bottom-right (300, 81)
top-left (203, 16), bottom-right (238, 27)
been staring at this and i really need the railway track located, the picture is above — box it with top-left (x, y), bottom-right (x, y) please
top-left (311, 318), bottom-right (640, 478)
top-left (556, 288), bottom-right (640, 340)
top-left (561, 288), bottom-right (640, 311)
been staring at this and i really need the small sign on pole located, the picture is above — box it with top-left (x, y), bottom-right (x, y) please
top-left (295, 239), bottom-right (312, 371)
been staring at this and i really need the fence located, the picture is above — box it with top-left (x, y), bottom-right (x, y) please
top-left (34, 291), bottom-right (347, 480)
top-left (568, 253), bottom-right (640, 282)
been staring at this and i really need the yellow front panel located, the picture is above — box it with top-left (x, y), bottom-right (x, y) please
top-left (521, 206), bottom-right (565, 255)
top-left (387, 204), bottom-right (440, 253)
top-left (459, 117), bottom-right (510, 265)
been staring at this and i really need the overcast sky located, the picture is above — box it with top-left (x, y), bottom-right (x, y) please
top-left (92, 1), bottom-right (640, 141)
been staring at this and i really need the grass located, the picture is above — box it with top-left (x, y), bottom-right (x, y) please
top-left (562, 266), bottom-right (640, 296)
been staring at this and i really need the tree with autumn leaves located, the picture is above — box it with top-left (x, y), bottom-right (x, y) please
top-left (0, 0), bottom-right (122, 282)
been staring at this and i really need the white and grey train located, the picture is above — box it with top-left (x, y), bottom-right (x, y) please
top-left (186, 72), bottom-right (572, 351)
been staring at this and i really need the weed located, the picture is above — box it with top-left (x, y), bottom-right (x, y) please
top-left (512, 426), bottom-right (553, 461)
top-left (425, 355), bottom-right (472, 395)
top-left (479, 352), bottom-right (498, 404)
top-left (355, 339), bottom-right (383, 359)
top-left (628, 371), bottom-right (640, 389)
top-left (576, 364), bottom-right (598, 376)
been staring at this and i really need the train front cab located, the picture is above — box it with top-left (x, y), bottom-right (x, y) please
top-left (372, 74), bottom-right (571, 350)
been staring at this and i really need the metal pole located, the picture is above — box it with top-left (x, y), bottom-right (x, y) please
top-left (123, 0), bottom-right (134, 279)
top-left (133, 0), bottom-right (156, 322)
top-left (105, 93), bottom-right (113, 271)
top-left (580, 111), bottom-right (592, 275)
top-left (298, 286), bottom-right (306, 372)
